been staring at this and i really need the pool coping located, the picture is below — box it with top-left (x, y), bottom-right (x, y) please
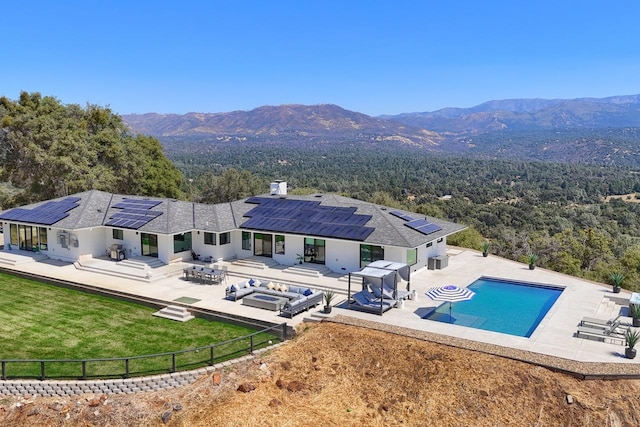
top-left (328, 315), bottom-right (640, 380)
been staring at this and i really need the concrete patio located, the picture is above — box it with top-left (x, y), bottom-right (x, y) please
top-left (0, 246), bottom-right (635, 366)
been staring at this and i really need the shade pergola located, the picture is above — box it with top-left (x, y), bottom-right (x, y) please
top-left (347, 261), bottom-right (411, 315)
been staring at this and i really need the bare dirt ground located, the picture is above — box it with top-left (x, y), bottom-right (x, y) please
top-left (1, 321), bottom-right (640, 426)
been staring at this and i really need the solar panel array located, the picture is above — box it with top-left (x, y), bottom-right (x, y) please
top-left (105, 198), bottom-right (163, 229)
top-left (389, 210), bottom-right (443, 236)
top-left (241, 197), bottom-right (374, 241)
top-left (0, 197), bottom-right (80, 225)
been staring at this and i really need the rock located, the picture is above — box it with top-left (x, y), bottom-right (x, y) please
top-left (269, 398), bottom-right (282, 407)
top-left (27, 408), bottom-right (40, 417)
top-left (173, 403), bottom-right (182, 411)
top-left (380, 404), bottom-right (390, 412)
top-left (259, 363), bottom-right (268, 371)
top-left (212, 371), bottom-right (221, 386)
top-left (237, 383), bottom-right (256, 393)
top-left (287, 380), bottom-right (304, 392)
top-left (161, 410), bottom-right (172, 424)
top-left (566, 395), bottom-right (574, 404)
top-left (312, 356), bottom-right (317, 362)
top-left (281, 361), bottom-right (292, 371)
top-left (88, 399), bottom-right (101, 407)
top-left (276, 378), bottom-right (287, 389)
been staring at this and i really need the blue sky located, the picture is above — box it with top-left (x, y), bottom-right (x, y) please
top-left (2, 1), bottom-right (639, 116)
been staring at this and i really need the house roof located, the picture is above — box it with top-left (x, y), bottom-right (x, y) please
top-left (0, 190), bottom-right (466, 248)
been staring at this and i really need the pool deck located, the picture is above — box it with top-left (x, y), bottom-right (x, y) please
top-left (0, 247), bottom-right (636, 368)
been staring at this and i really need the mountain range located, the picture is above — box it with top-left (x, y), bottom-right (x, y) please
top-left (122, 95), bottom-right (640, 166)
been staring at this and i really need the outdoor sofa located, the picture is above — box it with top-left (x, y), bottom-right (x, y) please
top-left (225, 278), bottom-right (323, 317)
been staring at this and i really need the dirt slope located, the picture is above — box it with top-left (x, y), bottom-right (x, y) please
top-left (1, 322), bottom-right (639, 426)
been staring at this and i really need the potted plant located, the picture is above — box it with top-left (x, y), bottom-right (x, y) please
top-left (296, 254), bottom-right (304, 265)
top-left (609, 272), bottom-right (624, 294)
top-left (630, 304), bottom-right (640, 328)
top-left (527, 253), bottom-right (538, 270)
top-left (625, 329), bottom-right (640, 359)
top-left (323, 290), bottom-right (335, 314)
top-left (480, 241), bottom-right (490, 257)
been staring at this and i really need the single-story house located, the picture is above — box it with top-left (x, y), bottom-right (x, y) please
top-left (0, 182), bottom-right (466, 273)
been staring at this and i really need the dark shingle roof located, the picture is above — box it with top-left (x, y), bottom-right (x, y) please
top-left (0, 190), bottom-right (465, 247)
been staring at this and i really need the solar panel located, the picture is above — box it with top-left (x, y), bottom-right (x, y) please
top-left (407, 218), bottom-right (430, 228)
top-left (416, 223), bottom-right (443, 234)
top-left (240, 197), bottom-right (374, 241)
top-left (122, 198), bottom-right (161, 207)
top-left (107, 198), bottom-right (163, 230)
top-left (405, 221), bottom-right (442, 236)
top-left (0, 197), bottom-right (79, 225)
top-left (389, 210), bottom-right (415, 221)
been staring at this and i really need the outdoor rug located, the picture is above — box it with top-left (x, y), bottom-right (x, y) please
top-left (173, 296), bottom-right (201, 304)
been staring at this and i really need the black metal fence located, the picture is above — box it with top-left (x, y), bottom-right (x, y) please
top-left (1, 323), bottom-right (288, 381)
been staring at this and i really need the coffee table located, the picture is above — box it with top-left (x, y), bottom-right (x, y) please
top-left (242, 293), bottom-right (289, 311)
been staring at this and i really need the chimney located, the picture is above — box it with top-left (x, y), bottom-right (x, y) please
top-left (270, 180), bottom-right (287, 196)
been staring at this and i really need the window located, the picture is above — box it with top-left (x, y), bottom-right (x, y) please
top-left (38, 227), bottom-right (48, 250)
top-left (360, 244), bottom-right (384, 268)
top-left (407, 248), bottom-right (417, 266)
top-left (437, 238), bottom-right (444, 244)
top-left (275, 235), bottom-right (285, 254)
top-left (426, 242), bottom-right (433, 248)
top-left (220, 232), bottom-right (231, 245)
top-left (112, 229), bottom-right (124, 240)
top-left (304, 238), bottom-right (325, 264)
top-left (242, 231), bottom-right (251, 250)
top-left (10, 224), bottom-right (18, 246)
top-left (173, 232), bottom-right (192, 253)
top-left (204, 232), bottom-right (216, 245)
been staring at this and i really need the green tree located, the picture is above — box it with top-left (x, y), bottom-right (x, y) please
top-left (447, 226), bottom-right (483, 250)
top-left (197, 169), bottom-right (263, 204)
top-left (0, 92), bottom-right (183, 206)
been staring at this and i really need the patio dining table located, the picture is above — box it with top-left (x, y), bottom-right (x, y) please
top-left (183, 266), bottom-right (223, 285)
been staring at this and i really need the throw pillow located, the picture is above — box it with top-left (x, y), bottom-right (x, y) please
top-left (230, 285), bottom-right (237, 292)
top-left (267, 282), bottom-right (275, 290)
top-left (249, 278), bottom-right (256, 286)
top-left (303, 288), bottom-right (313, 296)
top-left (280, 284), bottom-right (288, 292)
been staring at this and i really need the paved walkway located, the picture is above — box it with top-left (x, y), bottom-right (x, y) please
top-left (0, 246), bottom-right (637, 395)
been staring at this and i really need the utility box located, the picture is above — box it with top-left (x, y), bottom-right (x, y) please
top-left (428, 255), bottom-right (449, 270)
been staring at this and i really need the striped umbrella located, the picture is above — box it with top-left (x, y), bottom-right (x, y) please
top-left (425, 285), bottom-right (475, 323)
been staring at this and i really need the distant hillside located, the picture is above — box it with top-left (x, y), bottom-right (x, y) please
top-left (123, 95), bottom-right (640, 167)
top-left (123, 104), bottom-right (442, 148)
top-left (384, 94), bottom-right (640, 133)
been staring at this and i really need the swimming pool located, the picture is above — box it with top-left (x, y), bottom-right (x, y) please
top-left (424, 277), bottom-right (564, 337)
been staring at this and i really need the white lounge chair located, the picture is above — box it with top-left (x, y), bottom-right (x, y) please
top-left (576, 325), bottom-right (626, 345)
top-left (580, 314), bottom-right (621, 329)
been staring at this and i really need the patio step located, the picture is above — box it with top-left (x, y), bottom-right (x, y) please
top-left (232, 257), bottom-right (278, 270)
top-left (283, 264), bottom-right (332, 278)
top-left (74, 258), bottom-right (180, 283)
top-left (152, 305), bottom-right (194, 322)
top-left (594, 297), bottom-right (620, 318)
top-left (118, 257), bottom-right (165, 270)
top-left (302, 310), bottom-right (332, 323)
top-left (0, 250), bottom-right (49, 266)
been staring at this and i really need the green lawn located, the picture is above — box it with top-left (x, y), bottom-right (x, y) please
top-left (0, 272), bottom-right (279, 379)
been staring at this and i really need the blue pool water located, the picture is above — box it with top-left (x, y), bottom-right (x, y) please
top-left (424, 277), bottom-right (563, 337)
